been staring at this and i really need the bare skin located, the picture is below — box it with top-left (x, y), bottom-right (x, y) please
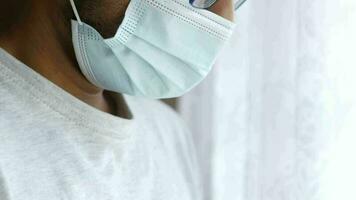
top-left (0, 0), bottom-right (233, 117)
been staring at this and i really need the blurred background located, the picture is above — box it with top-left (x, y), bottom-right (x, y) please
top-left (165, 0), bottom-right (356, 199)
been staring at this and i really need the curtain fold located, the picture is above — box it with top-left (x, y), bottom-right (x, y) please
top-left (179, 0), bottom-right (356, 199)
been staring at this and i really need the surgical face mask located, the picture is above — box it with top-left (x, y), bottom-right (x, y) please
top-left (70, 0), bottom-right (235, 99)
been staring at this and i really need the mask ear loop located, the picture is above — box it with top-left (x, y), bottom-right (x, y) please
top-left (70, 0), bottom-right (83, 25)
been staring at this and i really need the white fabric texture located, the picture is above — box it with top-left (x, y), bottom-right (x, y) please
top-left (179, 0), bottom-right (356, 199)
top-left (0, 48), bottom-right (201, 200)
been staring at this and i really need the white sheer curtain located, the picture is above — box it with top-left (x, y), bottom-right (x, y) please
top-left (178, 0), bottom-right (356, 199)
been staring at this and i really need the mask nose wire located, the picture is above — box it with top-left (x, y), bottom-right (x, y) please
top-left (69, 0), bottom-right (83, 25)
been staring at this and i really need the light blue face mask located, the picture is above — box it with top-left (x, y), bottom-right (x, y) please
top-left (70, 0), bottom-right (235, 99)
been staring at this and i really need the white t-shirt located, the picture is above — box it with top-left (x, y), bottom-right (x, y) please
top-left (0, 48), bottom-right (201, 200)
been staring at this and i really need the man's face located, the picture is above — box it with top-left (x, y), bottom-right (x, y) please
top-left (76, 0), bottom-right (130, 38)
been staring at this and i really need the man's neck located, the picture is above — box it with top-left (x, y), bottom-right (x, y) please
top-left (0, 2), bottom-right (120, 116)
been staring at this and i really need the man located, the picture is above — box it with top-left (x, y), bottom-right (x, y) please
top-left (0, 0), bottom-right (234, 199)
